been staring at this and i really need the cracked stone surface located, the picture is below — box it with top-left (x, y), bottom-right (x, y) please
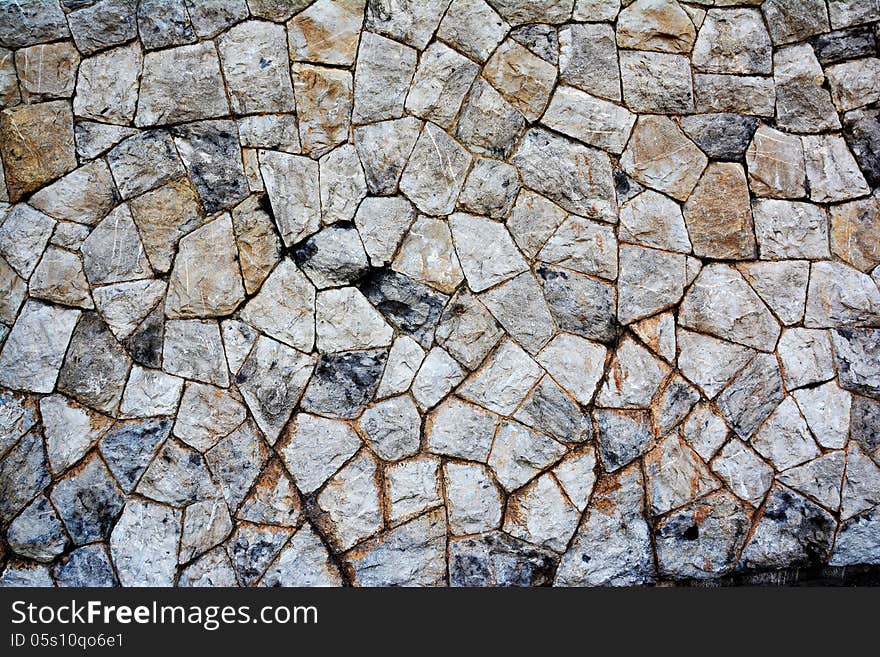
top-left (2, 0), bottom-right (880, 588)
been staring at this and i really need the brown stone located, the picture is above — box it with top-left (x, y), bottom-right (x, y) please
top-left (746, 124), bottom-right (806, 199)
top-left (830, 196), bottom-right (880, 272)
top-left (482, 39), bottom-right (557, 121)
top-left (0, 101), bottom-right (76, 201)
top-left (128, 178), bottom-right (204, 274)
top-left (291, 64), bottom-right (352, 157)
top-left (684, 163), bottom-right (757, 260)
top-left (15, 42), bottom-right (80, 102)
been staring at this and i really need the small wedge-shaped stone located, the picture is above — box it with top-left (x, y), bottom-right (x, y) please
top-left (803, 134), bottom-right (871, 204)
top-left (7, 495), bottom-right (68, 562)
top-left (393, 217), bottom-right (463, 294)
top-left (792, 382), bottom-right (850, 449)
top-left (456, 78), bottom-right (525, 159)
top-left (237, 336), bottom-right (315, 443)
top-left (295, 224), bottom-right (369, 289)
top-left (445, 461), bottom-right (503, 535)
top-left (437, 0), bottom-right (509, 63)
top-left (841, 443), bottom-right (880, 519)
top-left (617, 245), bottom-right (685, 325)
top-left (752, 396), bottom-right (821, 471)
top-left (120, 365), bottom-right (183, 418)
top-left (777, 328), bottom-right (835, 390)
top-left (166, 214), bottom-right (245, 318)
top-left (241, 259), bottom-right (315, 352)
top-left (261, 523), bottom-right (343, 587)
top-left (679, 264), bottom-right (780, 352)
top-left (740, 261), bottom-right (810, 326)
top-left (677, 329), bottom-right (755, 399)
top-left (597, 337), bottom-right (668, 409)
top-left (779, 452), bottom-right (846, 511)
top-left (358, 395), bottom-right (421, 461)
top-left (41, 394), bottom-right (111, 475)
top-left (618, 190), bottom-right (691, 253)
top-left (542, 86), bottom-right (634, 155)
top-left (376, 336), bottom-right (425, 399)
top-left (537, 333), bottom-right (606, 405)
top-left (488, 420), bottom-right (565, 492)
top-left (515, 376), bottom-right (590, 444)
top-left (717, 353), bottom-right (784, 440)
top-left (538, 215), bottom-right (618, 280)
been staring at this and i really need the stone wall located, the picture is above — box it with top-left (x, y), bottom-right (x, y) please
top-left (0, 0), bottom-right (879, 587)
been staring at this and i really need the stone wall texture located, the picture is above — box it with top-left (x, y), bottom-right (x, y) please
top-left (1, 0), bottom-right (879, 587)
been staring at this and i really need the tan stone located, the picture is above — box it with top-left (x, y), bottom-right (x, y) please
top-left (0, 101), bottom-right (76, 201)
top-left (483, 39), bottom-right (557, 121)
top-left (231, 196), bottom-right (281, 295)
top-left (683, 163), bottom-right (756, 260)
top-left (616, 0), bottom-right (696, 54)
top-left (746, 125), bottom-right (806, 199)
top-left (830, 197), bottom-right (880, 272)
top-left (291, 64), bottom-right (353, 157)
top-left (620, 115), bottom-right (707, 201)
top-left (287, 0), bottom-right (364, 66)
top-left (128, 178), bottom-right (204, 274)
top-left (165, 213), bottom-right (246, 319)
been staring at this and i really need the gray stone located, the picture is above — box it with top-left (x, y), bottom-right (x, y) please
top-left (365, 0), bottom-right (451, 49)
top-left (376, 336), bottom-right (425, 399)
top-left (444, 461), bottom-right (503, 535)
top-left (425, 397), bottom-right (498, 461)
top-left (677, 329), bottom-right (755, 399)
top-left (137, 438), bottom-right (218, 506)
top-left (457, 158), bottom-right (520, 219)
top-left (107, 130), bottom-right (184, 200)
top-left (0, 428), bottom-right (49, 523)
top-left (0, 0), bottom-right (69, 49)
top-left (711, 438), bottom-right (773, 506)
top-left (7, 495), bottom-right (68, 562)
top-left (136, 42), bottom-right (229, 126)
top-left (435, 289), bottom-right (503, 370)
top-left (740, 485), bottom-right (835, 570)
top-left (594, 408), bottom-right (654, 472)
top-left (301, 349), bottom-right (387, 419)
top-left (54, 545), bottom-right (117, 587)
top-left (619, 190), bottom-right (691, 253)
top-left (406, 42), bottom-right (479, 129)
top-left (778, 328), bottom-right (835, 390)
top-left (385, 455), bottom-right (442, 524)
top-left (353, 118), bottom-right (421, 195)
top-left (238, 336), bottom-right (315, 440)
top-left (655, 491), bottom-right (751, 580)
top-left (717, 353), bottom-right (784, 440)
top-left (455, 78), bottom-right (525, 159)
top-left (315, 451), bottom-right (382, 551)
top-left (81, 204), bottom-right (153, 285)
top-left (51, 454), bottom-right (124, 544)
top-left (831, 506), bottom-right (880, 566)
top-left (746, 125), bottom-right (806, 199)
top-left (74, 43), bottom-right (141, 125)
top-left (392, 216), bottom-right (463, 293)
top-left (681, 114), bottom-right (759, 161)
top-left (319, 145), bottom-right (367, 225)
top-left (761, 0), bottom-right (830, 45)
top-left (0, 204), bottom-right (56, 279)
top-left (111, 499), bottom-right (181, 586)
top-left (620, 51), bottom-right (693, 114)
top-left (805, 262), bottom-right (880, 328)
top-left (57, 312), bottom-right (131, 414)
top-left (480, 272), bottom-right (555, 356)
top-left (240, 259), bottom-right (315, 352)
top-left (537, 264), bottom-right (617, 344)
top-left (279, 413), bottom-right (360, 494)
top-left (503, 472), bottom-right (580, 552)
top-left (358, 395), bottom-right (421, 461)
top-left (437, 0), bottom-right (509, 63)
top-left (295, 225), bottom-right (369, 289)
top-left (693, 8), bottom-right (771, 74)
top-left (30, 160), bottom-right (119, 227)
top-left (227, 522), bottom-right (293, 586)
top-left (740, 261), bottom-right (810, 326)
top-left (99, 418), bottom-right (171, 492)
top-left (449, 531), bottom-right (557, 587)
top-left (597, 337), bottom-right (668, 409)
top-left (354, 196), bottom-right (415, 267)
top-left (774, 44), bottom-right (840, 133)
top-left (260, 524), bottom-right (343, 587)
top-left (513, 128), bottom-right (616, 220)
top-left (95, 277), bottom-right (165, 337)
top-left (488, 420), bottom-right (565, 492)
top-left (206, 421), bottom-right (268, 511)
top-left (515, 376), bottom-right (590, 443)
top-left (237, 459), bottom-right (301, 527)
top-left (353, 32), bottom-right (416, 124)
top-left (617, 245), bottom-right (685, 325)
top-left (287, 0), bottom-right (364, 66)
top-left (400, 124), bottom-right (472, 216)
top-left (803, 134), bottom-right (871, 203)
top-left (137, 0), bottom-right (196, 50)
top-left (67, 0), bottom-right (137, 55)
top-left (753, 200), bottom-right (829, 260)
top-left (163, 320), bottom-right (229, 387)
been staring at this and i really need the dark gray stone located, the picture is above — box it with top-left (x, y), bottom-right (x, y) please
top-left (0, 0), bottom-right (70, 49)
top-left (53, 544), bottom-right (118, 587)
top-left (449, 532), bottom-right (558, 587)
top-left (681, 114), bottom-right (760, 161)
top-left (99, 418), bottom-right (171, 492)
top-left (843, 107), bottom-right (880, 188)
top-left (614, 168), bottom-right (644, 205)
top-left (67, 0), bottom-right (138, 55)
top-left (227, 522), bottom-right (292, 586)
top-left (510, 24), bottom-right (558, 64)
top-left (537, 264), bottom-right (617, 344)
top-left (57, 312), bottom-right (132, 415)
top-left (0, 429), bottom-right (50, 523)
top-left (833, 328), bottom-right (880, 399)
top-left (125, 306), bottom-right (164, 369)
top-left (137, 0), bottom-right (197, 50)
top-left (594, 408), bottom-right (654, 472)
top-left (813, 26), bottom-right (877, 65)
top-left (50, 454), bottom-right (124, 544)
top-left (359, 269), bottom-right (448, 348)
top-left (514, 377), bottom-right (591, 444)
top-left (301, 349), bottom-right (388, 419)
top-left (831, 506), bottom-right (880, 566)
top-left (173, 120), bottom-right (249, 215)
top-left (851, 395), bottom-right (880, 455)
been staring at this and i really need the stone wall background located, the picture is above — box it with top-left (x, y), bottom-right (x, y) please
top-left (0, 0), bottom-right (879, 587)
